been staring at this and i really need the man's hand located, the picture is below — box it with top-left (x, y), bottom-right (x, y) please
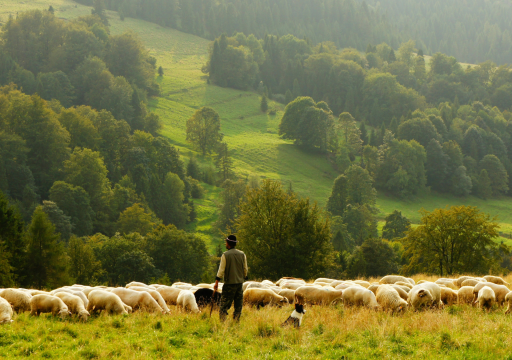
top-left (213, 280), bottom-right (219, 291)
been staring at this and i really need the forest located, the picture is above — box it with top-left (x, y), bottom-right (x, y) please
top-left (1, 1), bottom-right (512, 290)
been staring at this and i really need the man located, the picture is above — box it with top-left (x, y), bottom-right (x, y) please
top-left (213, 235), bottom-right (248, 322)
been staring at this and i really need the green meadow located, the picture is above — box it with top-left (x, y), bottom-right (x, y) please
top-left (4, 2), bottom-right (512, 249)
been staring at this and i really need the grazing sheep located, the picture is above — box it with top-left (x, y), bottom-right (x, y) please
top-left (375, 285), bottom-right (408, 313)
top-left (278, 289), bottom-right (296, 304)
top-left (455, 276), bottom-right (479, 288)
top-left (126, 282), bottom-right (149, 288)
top-left (0, 297), bottom-right (13, 324)
top-left (276, 278), bottom-right (305, 286)
top-left (353, 280), bottom-right (371, 288)
top-left (368, 284), bottom-right (380, 295)
top-left (395, 282), bottom-right (413, 289)
top-left (342, 287), bottom-right (380, 309)
top-left (125, 286), bottom-right (170, 314)
top-left (173, 285), bottom-right (193, 290)
top-left (1, 289), bottom-right (32, 313)
top-left (435, 279), bottom-right (458, 290)
top-left (379, 275), bottom-right (412, 285)
top-left (295, 286), bottom-right (343, 306)
top-left (457, 286), bottom-right (475, 305)
top-left (177, 290), bottom-right (200, 313)
top-left (504, 292), bottom-right (512, 314)
top-left (261, 280), bottom-right (275, 287)
top-left (246, 283), bottom-right (270, 290)
top-left (409, 283), bottom-right (442, 310)
top-left (473, 283), bottom-right (510, 306)
top-left (280, 282), bottom-right (305, 290)
top-left (476, 286), bottom-right (495, 311)
top-left (440, 287), bottom-right (458, 306)
top-left (110, 288), bottom-right (164, 313)
top-left (156, 286), bottom-right (183, 305)
top-left (461, 279), bottom-right (484, 287)
top-left (87, 290), bottom-right (129, 315)
top-left (193, 288), bottom-right (221, 308)
top-left (30, 294), bottom-right (71, 319)
top-left (195, 284), bottom-right (214, 289)
top-left (483, 276), bottom-right (509, 286)
top-left (314, 278), bottom-right (336, 284)
top-left (243, 288), bottom-right (288, 308)
top-left (51, 288), bottom-right (89, 308)
top-left (54, 292), bottom-right (90, 321)
top-left (406, 278), bottom-right (416, 285)
top-left (390, 285), bottom-right (409, 301)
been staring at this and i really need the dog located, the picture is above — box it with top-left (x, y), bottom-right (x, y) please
top-left (281, 302), bottom-right (306, 328)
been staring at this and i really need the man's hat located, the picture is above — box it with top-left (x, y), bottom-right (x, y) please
top-left (226, 235), bottom-right (238, 243)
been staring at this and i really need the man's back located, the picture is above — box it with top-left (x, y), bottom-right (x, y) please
top-left (222, 248), bottom-right (247, 284)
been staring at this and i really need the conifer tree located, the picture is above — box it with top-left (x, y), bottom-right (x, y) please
top-left (158, 66), bottom-right (164, 77)
top-left (215, 142), bottom-right (234, 182)
top-left (260, 95), bottom-right (268, 113)
top-left (359, 121), bottom-right (368, 145)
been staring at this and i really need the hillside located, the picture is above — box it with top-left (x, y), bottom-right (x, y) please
top-left (6, 1), bottom-right (512, 249)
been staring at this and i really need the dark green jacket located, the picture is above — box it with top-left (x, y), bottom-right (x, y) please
top-left (216, 248), bottom-right (248, 284)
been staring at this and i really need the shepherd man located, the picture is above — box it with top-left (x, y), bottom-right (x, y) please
top-left (213, 235), bottom-right (248, 322)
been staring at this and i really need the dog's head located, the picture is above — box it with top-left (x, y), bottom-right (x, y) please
top-left (294, 303), bottom-right (306, 314)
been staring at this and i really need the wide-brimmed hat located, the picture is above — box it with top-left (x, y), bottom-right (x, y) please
top-left (225, 235), bottom-right (238, 243)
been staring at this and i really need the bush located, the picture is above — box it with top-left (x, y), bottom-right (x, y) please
top-left (188, 177), bottom-right (205, 199)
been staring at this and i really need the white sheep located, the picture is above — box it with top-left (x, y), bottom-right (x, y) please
top-left (379, 275), bottom-right (411, 285)
top-left (457, 286), bottom-right (475, 305)
top-left (408, 282), bottom-right (442, 310)
top-left (54, 292), bottom-right (90, 321)
top-left (473, 282), bottom-right (510, 306)
top-left (504, 292), bottom-right (512, 314)
top-left (1, 289), bottom-right (32, 312)
top-left (177, 290), bottom-right (200, 313)
top-left (87, 290), bottom-right (129, 315)
top-left (125, 286), bottom-right (170, 314)
top-left (375, 285), bottom-right (408, 313)
top-left (30, 294), bottom-right (71, 319)
top-left (483, 275), bottom-right (509, 286)
top-left (440, 287), bottom-right (458, 306)
top-left (110, 288), bottom-right (164, 313)
top-left (342, 286), bottom-right (380, 309)
top-left (0, 297), bottom-right (13, 324)
top-left (476, 286), bottom-right (495, 311)
top-left (156, 286), bottom-right (183, 305)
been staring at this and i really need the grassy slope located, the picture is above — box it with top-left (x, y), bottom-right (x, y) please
top-left (4, 2), bottom-right (512, 248)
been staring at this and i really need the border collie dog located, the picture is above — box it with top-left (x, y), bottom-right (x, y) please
top-left (281, 303), bottom-right (306, 328)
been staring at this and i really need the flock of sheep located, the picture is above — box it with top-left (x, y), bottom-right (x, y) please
top-left (0, 274), bottom-right (510, 324)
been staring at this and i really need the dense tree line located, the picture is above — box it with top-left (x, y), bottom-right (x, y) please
top-left (360, 0), bottom-right (512, 65)
top-left (0, 10), bottom-right (159, 132)
top-left (75, 0), bottom-right (400, 51)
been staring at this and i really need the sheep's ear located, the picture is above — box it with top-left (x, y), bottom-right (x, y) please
top-left (418, 290), bottom-right (425, 298)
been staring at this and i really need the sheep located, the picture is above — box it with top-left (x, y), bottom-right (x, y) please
top-left (126, 281), bottom-right (149, 288)
top-left (375, 285), bottom-right (408, 313)
top-left (243, 288), bottom-right (288, 308)
top-left (504, 292), bottom-right (512, 314)
top-left (173, 285), bottom-right (193, 290)
top-left (379, 275), bottom-right (412, 285)
top-left (455, 276), bottom-right (478, 288)
top-left (177, 290), bottom-right (200, 313)
top-left (473, 282), bottom-right (510, 306)
top-left (54, 292), bottom-right (90, 321)
top-left (406, 278), bottom-right (416, 285)
top-left (0, 297), bottom-right (13, 324)
top-left (294, 286), bottom-right (343, 306)
top-left (277, 289), bottom-right (296, 304)
top-left (457, 286), bottom-right (475, 305)
top-left (30, 294), bottom-right (71, 319)
top-left (246, 283), bottom-right (270, 291)
top-left (280, 282), bottom-right (305, 290)
top-left (475, 286), bottom-right (495, 311)
top-left (156, 286), bottom-right (183, 305)
top-left (110, 288), bottom-right (164, 313)
top-left (87, 290), bottom-right (129, 315)
top-left (390, 285), bottom-right (409, 301)
top-left (261, 280), bottom-right (275, 287)
top-left (342, 287), bottom-right (380, 309)
top-left (124, 286), bottom-right (170, 314)
top-left (435, 279), bottom-right (458, 290)
top-left (483, 275), bottom-right (509, 286)
top-left (461, 279), bottom-right (484, 287)
top-left (51, 288), bottom-right (89, 308)
top-left (368, 284), bottom-right (380, 295)
top-left (440, 287), bottom-right (458, 306)
top-left (195, 284), bottom-right (214, 289)
top-left (1, 289), bottom-right (32, 313)
top-left (395, 281), bottom-right (413, 289)
top-left (409, 282), bottom-right (442, 309)
top-left (353, 280), bottom-right (371, 288)
top-left (276, 278), bottom-right (305, 286)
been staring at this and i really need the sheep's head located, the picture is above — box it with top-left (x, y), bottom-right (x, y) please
top-left (79, 310), bottom-right (90, 322)
top-left (59, 309), bottom-right (71, 319)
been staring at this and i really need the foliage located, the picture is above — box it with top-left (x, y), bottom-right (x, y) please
top-left (0, 190), bottom-right (24, 286)
top-left (382, 210), bottom-right (411, 240)
top-left (216, 179), bottom-right (246, 231)
top-left (42, 200), bottom-right (73, 242)
top-left (116, 203), bottom-right (158, 235)
top-left (24, 206), bottom-right (69, 289)
top-left (236, 180), bottom-right (333, 279)
top-left (402, 206), bottom-right (500, 276)
top-left (186, 107), bottom-right (223, 156)
top-left (67, 236), bottom-right (102, 285)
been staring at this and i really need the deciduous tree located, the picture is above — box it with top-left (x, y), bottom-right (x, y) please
top-left (186, 107), bottom-right (223, 156)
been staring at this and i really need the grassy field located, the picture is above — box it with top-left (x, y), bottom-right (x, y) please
top-left (4, 2), bottom-right (512, 250)
top-left (3, 274), bottom-right (512, 359)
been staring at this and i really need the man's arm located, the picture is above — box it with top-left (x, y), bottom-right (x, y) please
top-left (214, 254), bottom-right (226, 291)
